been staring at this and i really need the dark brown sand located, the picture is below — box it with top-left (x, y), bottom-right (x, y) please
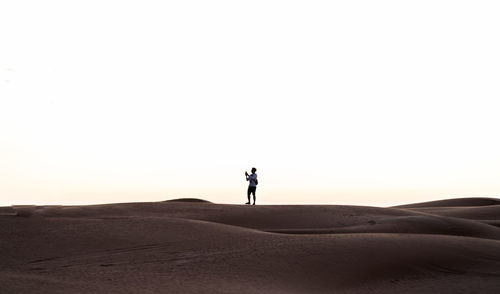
top-left (1, 198), bottom-right (500, 293)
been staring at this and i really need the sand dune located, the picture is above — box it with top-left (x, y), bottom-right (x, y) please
top-left (2, 198), bottom-right (500, 293)
top-left (399, 205), bottom-right (500, 220)
top-left (393, 197), bottom-right (500, 208)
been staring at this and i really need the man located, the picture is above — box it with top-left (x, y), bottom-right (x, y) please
top-left (245, 167), bottom-right (258, 205)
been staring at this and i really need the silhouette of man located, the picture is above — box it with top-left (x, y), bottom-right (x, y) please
top-left (245, 167), bottom-right (258, 205)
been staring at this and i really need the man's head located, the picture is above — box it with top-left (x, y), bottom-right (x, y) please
top-left (251, 167), bottom-right (257, 173)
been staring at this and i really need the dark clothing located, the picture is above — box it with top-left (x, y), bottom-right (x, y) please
top-left (247, 186), bottom-right (256, 203)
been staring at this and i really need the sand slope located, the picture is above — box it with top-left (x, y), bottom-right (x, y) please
top-left (1, 198), bottom-right (500, 293)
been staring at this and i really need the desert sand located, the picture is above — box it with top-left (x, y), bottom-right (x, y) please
top-left (1, 197), bottom-right (500, 293)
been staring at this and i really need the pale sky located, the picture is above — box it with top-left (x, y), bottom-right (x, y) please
top-left (1, 1), bottom-right (500, 207)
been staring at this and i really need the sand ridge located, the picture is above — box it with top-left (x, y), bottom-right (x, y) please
top-left (1, 197), bottom-right (500, 293)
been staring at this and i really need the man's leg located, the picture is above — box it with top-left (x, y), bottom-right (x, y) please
top-left (246, 187), bottom-right (251, 204)
top-left (252, 187), bottom-right (256, 205)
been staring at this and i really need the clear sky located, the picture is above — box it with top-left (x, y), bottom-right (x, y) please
top-left (1, 1), bottom-right (500, 207)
